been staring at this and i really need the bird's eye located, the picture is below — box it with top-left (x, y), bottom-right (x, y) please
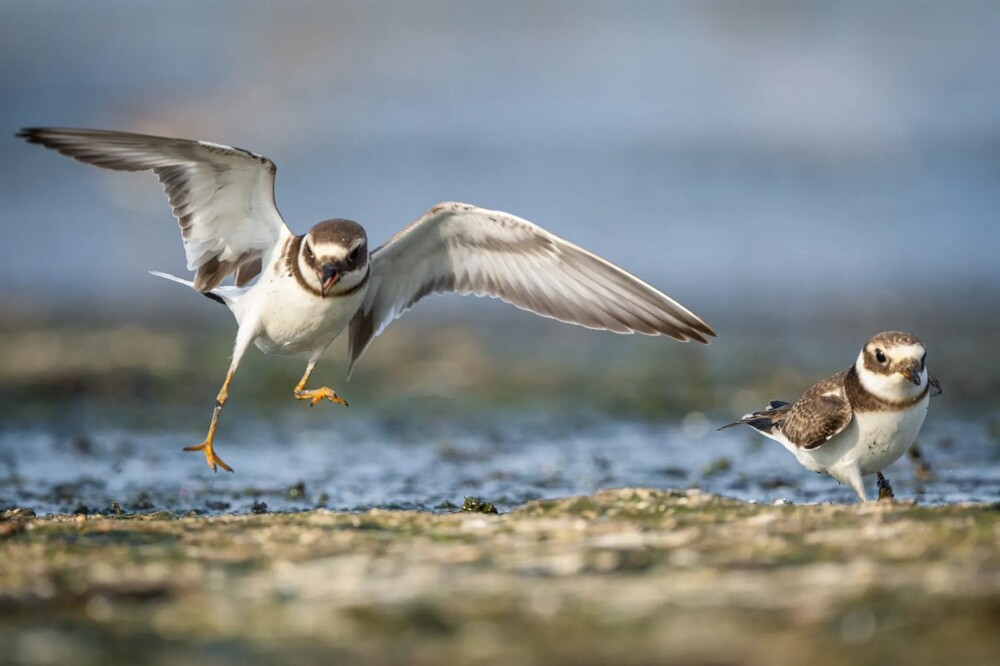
top-left (304, 244), bottom-right (314, 261)
top-left (921, 352), bottom-right (927, 370)
top-left (875, 349), bottom-right (887, 364)
top-left (348, 247), bottom-right (360, 264)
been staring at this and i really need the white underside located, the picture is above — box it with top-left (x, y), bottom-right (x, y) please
top-left (216, 249), bottom-right (369, 359)
top-left (760, 394), bottom-right (929, 501)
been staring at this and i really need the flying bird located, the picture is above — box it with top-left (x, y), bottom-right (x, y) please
top-left (721, 331), bottom-right (941, 502)
top-left (19, 127), bottom-right (715, 472)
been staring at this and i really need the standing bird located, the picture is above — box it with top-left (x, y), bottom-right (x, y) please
top-left (19, 127), bottom-right (716, 472)
top-left (720, 331), bottom-right (942, 502)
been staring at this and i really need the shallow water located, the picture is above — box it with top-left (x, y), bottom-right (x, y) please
top-left (2, 409), bottom-right (997, 516)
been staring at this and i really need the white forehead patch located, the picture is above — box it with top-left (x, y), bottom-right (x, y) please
top-left (309, 236), bottom-right (365, 261)
top-left (888, 343), bottom-right (925, 361)
top-left (315, 244), bottom-right (348, 261)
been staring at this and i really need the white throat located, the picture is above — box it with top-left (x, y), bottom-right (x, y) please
top-left (336, 260), bottom-right (371, 292)
top-left (855, 351), bottom-right (927, 402)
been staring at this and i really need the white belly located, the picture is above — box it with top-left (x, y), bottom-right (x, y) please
top-left (849, 398), bottom-right (929, 474)
top-left (796, 394), bottom-right (929, 479)
top-left (235, 271), bottom-right (368, 356)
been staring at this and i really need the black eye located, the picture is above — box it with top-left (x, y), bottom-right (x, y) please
top-left (348, 247), bottom-right (360, 264)
top-left (875, 349), bottom-right (887, 364)
top-left (304, 244), bottom-right (314, 260)
top-left (921, 352), bottom-right (927, 370)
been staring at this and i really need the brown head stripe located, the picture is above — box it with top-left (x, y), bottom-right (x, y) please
top-left (284, 234), bottom-right (370, 298)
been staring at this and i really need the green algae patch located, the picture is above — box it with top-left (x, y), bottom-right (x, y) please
top-left (1, 490), bottom-right (999, 666)
top-left (462, 496), bottom-right (499, 514)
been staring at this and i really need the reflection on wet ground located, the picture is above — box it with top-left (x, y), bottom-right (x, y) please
top-left (2, 409), bottom-right (997, 516)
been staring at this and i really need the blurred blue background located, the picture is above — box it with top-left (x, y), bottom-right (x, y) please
top-left (3, 0), bottom-right (998, 316)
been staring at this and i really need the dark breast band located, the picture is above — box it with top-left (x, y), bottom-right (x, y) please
top-left (845, 365), bottom-right (930, 412)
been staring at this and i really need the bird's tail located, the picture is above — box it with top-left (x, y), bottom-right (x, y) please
top-left (718, 400), bottom-right (791, 435)
top-left (149, 270), bottom-right (229, 306)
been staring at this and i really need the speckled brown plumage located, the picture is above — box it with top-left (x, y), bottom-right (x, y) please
top-left (724, 362), bottom-right (935, 451)
top-left (862, 331), bottom-right (925, 377)
top-left (728, 371), bottom-right (854, 450)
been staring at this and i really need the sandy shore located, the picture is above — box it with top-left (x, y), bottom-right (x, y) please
top-left (2, 488), bottom-right (999, 665)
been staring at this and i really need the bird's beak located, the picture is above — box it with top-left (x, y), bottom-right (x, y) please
top-left (320, 264), bottom-right (340, 297)
top-left (899, 361), bottom-right (922, 386)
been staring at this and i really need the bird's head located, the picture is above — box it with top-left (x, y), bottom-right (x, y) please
top-left (855, 331), bottom-right (929, 401)
top-left (300, 219), bottom-right (369, 297)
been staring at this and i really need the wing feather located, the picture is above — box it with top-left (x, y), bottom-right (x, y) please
top-left (776, 372), bottom-right (854, 449)
top-left (720, 374), bottom-right (853, 450)
top-left (348, 202), bottom-right (715, 372)
top-left (18, 127), bottom-right (291, 291)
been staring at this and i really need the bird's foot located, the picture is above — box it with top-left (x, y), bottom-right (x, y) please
top-left (184, 439), bottom-right (234, 473)
top-left (295, 387), bottom-right (349, 408)
top-left (876, 471), bottom-right (894, 501)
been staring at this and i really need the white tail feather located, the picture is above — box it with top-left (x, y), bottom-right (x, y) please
top-left (149, 270), bottom-right (195, 288)
top-left (149, 269), bottom-right (245, 309)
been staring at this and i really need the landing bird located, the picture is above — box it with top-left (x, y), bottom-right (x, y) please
top-left (19, 127), bottom-right (716, 472)
top-left (721, 331), bottom-right (941, 502)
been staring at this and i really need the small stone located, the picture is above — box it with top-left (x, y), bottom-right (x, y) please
top-left (1, 508), bottom-right (36, 521)
top-left (251, 501), bottom-right (268, 514)
top-left (462, 497), bottom-right (498, 514)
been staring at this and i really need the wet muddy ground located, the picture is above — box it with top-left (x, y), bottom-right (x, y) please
top-left (2, 317), bottom-right (998, 663)
top-left (1, 411), bottom-right (997, 516)
top-left (2, 411), bottom-right (998, 664)
top-left (2, 489), bottom-right (999, 666)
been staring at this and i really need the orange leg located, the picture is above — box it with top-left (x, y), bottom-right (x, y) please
top-left (293, 359), bottom-right (348, 407)
top-left (184, 367), bottom-right (235, 473)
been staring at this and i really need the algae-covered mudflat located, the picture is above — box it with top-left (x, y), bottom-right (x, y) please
top-left (2, 490), bottom-right (999, 666)
top-left (2, 313), bottom-right (998, 664)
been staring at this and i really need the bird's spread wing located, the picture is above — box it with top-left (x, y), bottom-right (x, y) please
top-left (18, 127), bottom-right (291, 291)
top-left (348, 202), bottom-right (716, 372)
top-left (721, 373), bottom-right (852, 450)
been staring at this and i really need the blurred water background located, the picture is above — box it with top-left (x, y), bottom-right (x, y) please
top-left (1, 1), bottom-right (998, 512)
